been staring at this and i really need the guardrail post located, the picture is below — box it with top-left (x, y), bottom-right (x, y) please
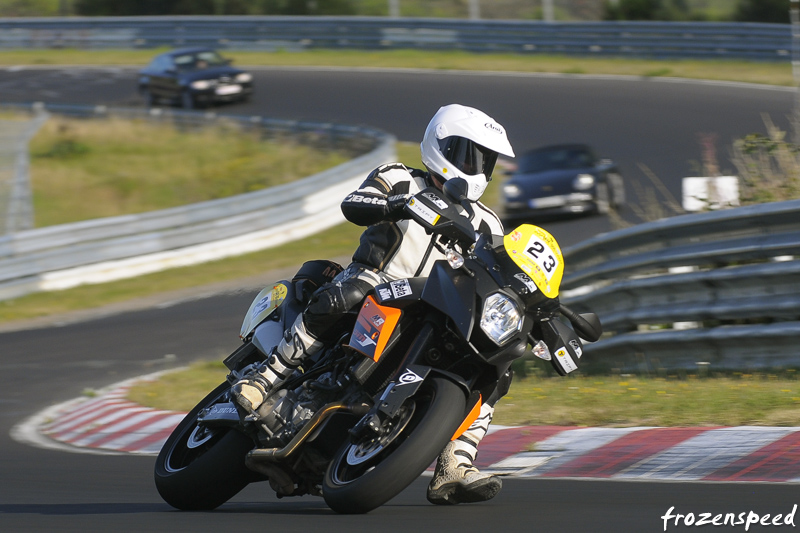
top-left (792, 0), bottom-right (800, 141)
top-left (0, 109), bottom-right (48, 235)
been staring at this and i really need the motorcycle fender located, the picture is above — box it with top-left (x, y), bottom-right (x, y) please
top-left (451, 392), bottom-right (482, 441)
top-left (376, 364), bottom-right (431, 418)
top-left (378, 366), bottom-right (473, 420)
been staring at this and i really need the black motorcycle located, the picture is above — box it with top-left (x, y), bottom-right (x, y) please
top-left (154, 178), bottom-right (602, 514)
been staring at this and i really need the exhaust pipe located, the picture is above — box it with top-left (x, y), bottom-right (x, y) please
top-left (246, 402), bottom-right (370, 465)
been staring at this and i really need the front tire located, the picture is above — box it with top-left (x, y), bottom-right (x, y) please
top-left (322, 377), bottom-right (466, 514)
top-left (154, 382), bottom-right (261, 510)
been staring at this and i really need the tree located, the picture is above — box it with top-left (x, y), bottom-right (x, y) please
top-left (603, 0), bottom-right (662, 20)
top-left (734, 0), bottom-right (790, 24)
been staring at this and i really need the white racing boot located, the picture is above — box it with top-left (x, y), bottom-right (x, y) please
top-left (427, 403), bottom-right (501, 505)
top-left (232, 315), bottom-right (322, 413)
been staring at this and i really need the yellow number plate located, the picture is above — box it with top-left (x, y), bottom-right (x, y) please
top-left (503, 225), bottom-right (564, 299)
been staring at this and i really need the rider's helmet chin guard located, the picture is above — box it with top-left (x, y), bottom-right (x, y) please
top-left (420, 104), bottom-right (515, 202)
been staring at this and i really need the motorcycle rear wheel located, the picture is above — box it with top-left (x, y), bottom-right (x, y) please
top-left (154, 382), bottom-right (261, 510)
top-left (322, 376), bottom-right (466, 514)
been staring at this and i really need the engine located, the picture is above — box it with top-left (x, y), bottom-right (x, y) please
top-left (255, 370), bottom-right (340, 445)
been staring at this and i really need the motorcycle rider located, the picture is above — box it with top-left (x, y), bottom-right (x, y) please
top-left (232, 103), bottom-right (516, 505)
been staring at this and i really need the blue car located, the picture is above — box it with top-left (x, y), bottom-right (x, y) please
top-left (502, 144), bottom-right (625, 221)
top-left (138, 48), bottom-right (253, 109)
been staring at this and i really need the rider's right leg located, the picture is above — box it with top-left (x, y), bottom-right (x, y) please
top-left (232, 265), bottom-right (380, 413)
top-left (231, 314), bottom-right (320, 412)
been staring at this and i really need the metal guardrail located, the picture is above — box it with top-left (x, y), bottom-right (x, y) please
top-left (0, 103), bottom-right (395, 300)
top-left (561, 199), bottom-right (800, 371)
top-left (0, 16), bottom-right (791, 61)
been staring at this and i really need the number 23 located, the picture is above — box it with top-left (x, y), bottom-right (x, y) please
top-left (526, 241), bottom-right (557, 273)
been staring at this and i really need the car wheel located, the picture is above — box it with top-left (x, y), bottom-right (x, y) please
top-left (181, 91), bottom-right (195, 110)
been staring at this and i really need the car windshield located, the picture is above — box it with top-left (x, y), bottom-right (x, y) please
top-left (518, 147), bottom-right (596, 173)
top-left (173, 51), bottom-right (227, 71)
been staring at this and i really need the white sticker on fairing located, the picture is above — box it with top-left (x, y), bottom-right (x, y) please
top-left (407, 197), bottom-right (440, 226)
top-left (378, 287), bottom-right (392, 301)
top-left (397, 369), bottom-right (424, 386)
top-left (422, 192), bottom-right (448, 210)
top-left (555, 347), bottom-right (578, 373)
top-left (354, 331), bottom-right (377, 347)
top-left (390, 279), bottom-right (412, 299)
top-left (514, 272), bottom-right (537, 293)
top-left (523, 236), bottom-right (561, 282)
top-left (569, 339), bottom-right (583, 358)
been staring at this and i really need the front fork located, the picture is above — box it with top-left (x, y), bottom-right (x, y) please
top-left (349, 321), bottom-right (479, 443)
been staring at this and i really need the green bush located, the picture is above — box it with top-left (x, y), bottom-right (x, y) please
top-left (603, 0), bottom-right (700, 21)
top-left (734, 0), bottom-right (790, 24)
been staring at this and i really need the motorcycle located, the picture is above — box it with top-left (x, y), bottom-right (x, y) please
top-left (154, 177), bottom-right (602, 514)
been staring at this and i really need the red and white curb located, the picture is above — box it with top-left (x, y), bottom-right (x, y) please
top-left (12, 370), bottom-right (186, 456)
top-left (11, 375), bottom-right (800, 482)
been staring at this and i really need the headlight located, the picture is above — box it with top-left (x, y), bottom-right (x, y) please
top-left (190, 80), bottom-right (213, 90)
top-left (235, 73), bottom-right (253, 83)
top-left (480, 293), bottom-right (523, 346)
top-left (503, 184), bottom-right (522, 198)
top-left (572, 174), bottom-right (595, 190)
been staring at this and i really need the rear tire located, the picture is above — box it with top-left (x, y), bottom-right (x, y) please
top-left (322, 377), bottom-right (466, 514)
top-left (154, 382), bottom-right (261, 510)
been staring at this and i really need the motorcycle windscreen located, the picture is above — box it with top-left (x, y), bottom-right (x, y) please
top-left (347, 295), bottom-right (402, 362)
top-left (240, 282), bottom-right (289, 339)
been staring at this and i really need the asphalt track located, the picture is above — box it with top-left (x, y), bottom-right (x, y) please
top-left (0, 66), bottom-right (797, 532)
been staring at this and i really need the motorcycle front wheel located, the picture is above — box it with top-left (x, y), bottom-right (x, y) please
top-left (154, 382), bottom-right (262, 510)
top-left (322, 376), bottom-right (466, 514)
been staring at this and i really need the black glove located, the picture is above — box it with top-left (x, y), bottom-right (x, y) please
top-left (386, 194), bottom-right (411, 221)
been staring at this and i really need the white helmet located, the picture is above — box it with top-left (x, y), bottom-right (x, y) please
top-left (420, 104), bottom-right (515, 202)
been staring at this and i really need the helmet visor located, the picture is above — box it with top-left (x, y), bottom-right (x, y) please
top-left (438, 136), bottom-right (499, 180)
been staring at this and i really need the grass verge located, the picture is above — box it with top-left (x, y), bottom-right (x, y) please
top-left (0, 143), bottom-right (423, 324)
top-left (30, 115), bottom-right (349, 226)
top-left (127, 361), bottom-right (800, 427)
top-left (0, 48), bottom-right (792, 87)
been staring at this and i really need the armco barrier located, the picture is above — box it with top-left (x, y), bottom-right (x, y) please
top-left (0, 103), bottom-right (395, 300)
top-left (561, 199), bottom-right (800, 371)
top-left (0, 16), bottom-right (791, 61)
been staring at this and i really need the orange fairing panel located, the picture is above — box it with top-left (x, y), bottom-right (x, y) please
top-left (347, 296), bottom-right (402, 362)
top-left (452, 395), bottom-right (482, 441)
